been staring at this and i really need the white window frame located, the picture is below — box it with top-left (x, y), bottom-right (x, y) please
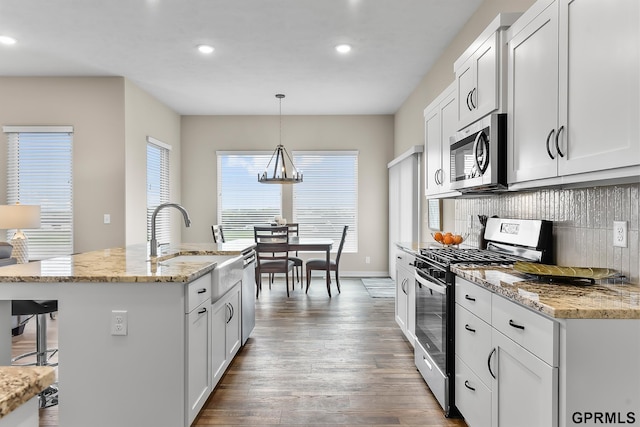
top-left (146, 136), bottom-right (171, 244)
top-left (217, 151), bottom-right (282, 240)
top-left (292, 150), bottom-right (358, 253)
top-left (3, 125), bottom-right (74, 259)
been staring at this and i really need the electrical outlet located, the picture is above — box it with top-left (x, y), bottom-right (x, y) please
top-left (111, 310), bottom-right (128, 336)
top-left (613, 221), bottom-right (628, 248)
top-left (103, 214), bottom-right (111, 224)
top-left (365, 256), bottom-right (371, 264)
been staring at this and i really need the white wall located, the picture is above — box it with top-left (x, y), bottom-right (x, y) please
top-left (180, 114), bottom-right (394, 275)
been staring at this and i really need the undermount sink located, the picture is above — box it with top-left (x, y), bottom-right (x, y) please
top-left (158, 255), bottom-right (226, 265)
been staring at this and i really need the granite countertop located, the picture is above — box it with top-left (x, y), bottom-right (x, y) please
top-left (0, 366), bottom-right (55, 419)
top-left (453, 265), bottom-right (640, 319)
top-left (0, 241), bottom-right (255, 283)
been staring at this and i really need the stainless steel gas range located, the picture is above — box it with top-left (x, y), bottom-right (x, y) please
top-left (413, 218), bottom-right (553, 417)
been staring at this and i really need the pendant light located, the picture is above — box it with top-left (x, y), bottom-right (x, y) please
top-left (258, 94), bottom-right (303, 184)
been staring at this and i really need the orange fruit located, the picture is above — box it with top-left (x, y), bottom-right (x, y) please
top-left (433, 232), bottom-right (443, 242)
top-left (453, 234), bottom-right (463, 245)
top-left (443, 234), bottom-right (454, 245)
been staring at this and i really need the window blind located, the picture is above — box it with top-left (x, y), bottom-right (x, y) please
top-left (292, 151), bottom-right (358, 253)
top-left (147, 138), bottom-right (171, 244)
top-left (217, 152), bottom-right (281, 240)
top-left (4, 127), bottom-right (74, 259)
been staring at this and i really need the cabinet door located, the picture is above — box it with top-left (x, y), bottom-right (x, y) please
top-left (186, 302), bottom-right (211, 426)
top-left (456, 57), bottom-right (476, 128)
top-left (425, 83), bottom-right (457, 197)
top-left (558, 0), bottom-right (640, 176)
top-left (211, 298), bottom-right (228, 387)
top-left (424, 106), bottom-right (443, 196)
top-left (395, 265), bottom-right (409, 333)
top-left (491, 329), bottom-right (558, 427)
top-left (225, 284), bottom-right (242, 360)
top-left (507, 3), bottom-right (560, 184)
top-left (439, 90), bottom-right (458, 191)
top-left (474, 33), bottom-right (499, 121)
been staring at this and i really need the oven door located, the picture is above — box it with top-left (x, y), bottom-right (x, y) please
top-left (414, 269), bottom-right (447, 374)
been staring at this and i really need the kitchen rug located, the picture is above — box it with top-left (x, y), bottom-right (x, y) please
top-left (361, 277), bottom-right (395, 298)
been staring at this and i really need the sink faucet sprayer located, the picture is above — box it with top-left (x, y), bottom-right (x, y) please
top-left (150, 203), bottom-right (191, 257)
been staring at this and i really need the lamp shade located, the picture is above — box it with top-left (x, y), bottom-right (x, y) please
top-left (0, 204), bottom-right (41, 229)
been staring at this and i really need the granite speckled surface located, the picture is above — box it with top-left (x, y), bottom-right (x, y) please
top-left (452, 265), bottom-right (640, 319)
top-left (0, 366), bottom-right (55, 419)
top-left (0, 242), bottom-right (254, 283)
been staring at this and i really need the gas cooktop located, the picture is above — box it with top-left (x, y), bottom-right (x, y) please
top-left (419, 247), bottom-right (525, 265)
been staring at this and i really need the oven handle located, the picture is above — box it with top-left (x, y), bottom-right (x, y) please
top-left (415, 271), bottom-right (446, 295)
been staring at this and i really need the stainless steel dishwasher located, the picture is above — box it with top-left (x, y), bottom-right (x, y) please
top-left (241, 249), bottom-right (256, 345)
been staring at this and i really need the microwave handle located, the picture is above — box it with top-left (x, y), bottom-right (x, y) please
top-left (472, 131), bottom-right (489, 175)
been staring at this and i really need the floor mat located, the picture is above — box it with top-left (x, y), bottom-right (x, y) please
top-left (361, 277), bottom-right (395, 298)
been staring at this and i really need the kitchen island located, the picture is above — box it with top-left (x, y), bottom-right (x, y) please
top-left (451, 264), bottom-right (640, 427)
top-left (0, 241), bottom-right (254, 427)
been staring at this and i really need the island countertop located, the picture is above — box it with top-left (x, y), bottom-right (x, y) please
top-left (0, 241), bottom-right (255, 283)
top-left (0, 366), bottom-right (55, 419)
top-left (452, 264), bottom-right (640, 319)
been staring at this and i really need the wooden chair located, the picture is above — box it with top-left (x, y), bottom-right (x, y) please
top-left (254, 226), bottom-right (295, 297)
top-left (285, 223), bottom-right (303, 285)
top-left (305, 225), bottom-right (348, 296)
top-left (211, 225), bottom-right (225, 243)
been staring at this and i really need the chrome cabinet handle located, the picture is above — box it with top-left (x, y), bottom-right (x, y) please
top-left (488, 348), bottom-right (496, 379)
top-left (470, 88), bottom-right (477, 109)
top-left (546, 129), bottom-right (556, 159)
top-left (555, 125), bottom-right (565, 157)
top-left (464, 380), bottom-right (476, 391)
top-left (197, 288), bottom-right (207, 294)
top-left (401, 278), bottom-right (408, 295)
top-left (464, 294), bottom-right (476, 302)
top-left (466, 91), bottom-right (473, 111)
top-left (509, 319), bottom-right (525, 330)
top-left (464, 324), bottom-right (476, 333)
top-left (225, 303), bottom-right (232, 323)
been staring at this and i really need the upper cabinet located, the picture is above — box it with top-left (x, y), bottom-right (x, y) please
top-left (424, 82), bottom-right (461, 198)
top-left (454, 13), bottom-right (522, 130)
top-left (507, 0), bottom-right (640, 189)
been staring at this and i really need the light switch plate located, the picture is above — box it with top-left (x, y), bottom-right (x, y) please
top-left (613, 221), bottom-right (628, 248)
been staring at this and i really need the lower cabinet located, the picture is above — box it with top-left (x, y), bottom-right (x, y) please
top-left (186, 299), bottom-right (212, 426)
top-left (211, 281), bottom-right (242, 389)
top-left (395, 249), bottom-right (415, 345)
top-left (455, 277), bottom-right (558, 427)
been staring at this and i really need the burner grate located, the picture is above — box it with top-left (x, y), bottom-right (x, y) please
top-left (419, 248), bottom-right (524, 266)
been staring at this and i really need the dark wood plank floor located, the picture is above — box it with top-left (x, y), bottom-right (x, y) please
top-left (11, 277), bottom-right (467, 427)
top-left (195, 277), bottom-right (466, 426)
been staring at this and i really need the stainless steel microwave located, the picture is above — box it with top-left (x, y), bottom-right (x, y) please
top-left (449, 113), bottom-right (507, 192)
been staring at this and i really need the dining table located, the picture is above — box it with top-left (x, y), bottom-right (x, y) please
top-left (233, 236), bottom-right (335, 295)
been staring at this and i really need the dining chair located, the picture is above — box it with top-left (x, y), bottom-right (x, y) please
top-left (285, 223), bottom-right (303, 285)
top-left (305, 225), bottom-right (348, 296)
top-left (211, 225), bottom-right (225, 243)
top-left (254, 226), bottom-right (295, 297)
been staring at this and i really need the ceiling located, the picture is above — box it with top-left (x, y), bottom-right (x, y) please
top-left (0, 0), bottom-right (483, 115)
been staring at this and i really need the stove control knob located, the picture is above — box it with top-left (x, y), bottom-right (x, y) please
top-left (430, 269), bottom-right (446, 280)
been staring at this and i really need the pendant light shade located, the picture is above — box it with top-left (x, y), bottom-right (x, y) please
top-left (258, 94), bottom-right (303, 184)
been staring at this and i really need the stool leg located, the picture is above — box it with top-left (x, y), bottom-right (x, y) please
top-left (36, 313), bottom-right (48, 366)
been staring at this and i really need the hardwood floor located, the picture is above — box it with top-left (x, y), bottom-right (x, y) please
top-left (11, 278), bottom-right (467, 427)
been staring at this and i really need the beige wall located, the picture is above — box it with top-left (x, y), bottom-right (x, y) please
top-left (180, 115), bottom-right (394, 275)
top-left (124, 80), bottom-right (182, 246)
top-left (393, 0), bottom-right (536, 239)
top-left (0, 77), bottom-right (127, 253)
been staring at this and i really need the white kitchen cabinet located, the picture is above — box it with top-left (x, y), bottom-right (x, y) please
top-left (395, 249), bottom-right (415, 346)
top-left (454, 13), bottom-right (521, 130)
top-left (388, 146), bottom-right (422, 280)
top-left (455, 278), bottom-right (558, 427)
top-left (211, 281), bottom-right (242, 389)
top-left (186, 299), bottom-right (211, 426)
top-left (424, 82), bottom-right (460, 198)
top-left (507, 0), bottom-right (640, 189)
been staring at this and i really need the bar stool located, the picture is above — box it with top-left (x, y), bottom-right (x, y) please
top-left (12, 299), bottom-right (59, 408)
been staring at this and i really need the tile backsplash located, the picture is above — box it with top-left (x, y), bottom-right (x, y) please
top-left (454, 183), bottom-right (640, 283)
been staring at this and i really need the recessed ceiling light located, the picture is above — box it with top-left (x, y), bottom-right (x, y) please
top-left (0, 36), bottom-right (17, 45)
top-left (197, 44), bottom-right (214, 54)
top-left (335, 44), bottom-right (352, 54)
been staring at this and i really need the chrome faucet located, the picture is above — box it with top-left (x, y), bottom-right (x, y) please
top-left (150, 203), bottom-right (192, 257)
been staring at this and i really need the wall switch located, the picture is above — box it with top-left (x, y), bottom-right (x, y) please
top-left (365, 256), bottom-right (371, 264)
top-left (111, 310), bottom-right (128, 336)
top-left (103, 214), bottom-right (111, 224)
top-left (613, 221), bottom-right (628, 248)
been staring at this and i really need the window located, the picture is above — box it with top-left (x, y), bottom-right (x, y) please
top-left (3, 126), bottom-right (74, 259)
top-left (217, 152), bottom-right (281, 240)
top-left (147, 137), bottom-right (171, 244)
top-left (292, 151), bottom-right (358, 253)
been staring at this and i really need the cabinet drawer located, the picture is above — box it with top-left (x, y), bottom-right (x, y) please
top-left (491, 294), bottom-right (558, 366)
top-left (455, 304), bottom-right (493, 387)
top-left (186, 273), bottom-right (211, 313)
top-left (455, 355), bottom-right (491, 427)
top-left (396, 250), bottom-right (414, 272)
top-left (455, 277), bottom-right (491, 323)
